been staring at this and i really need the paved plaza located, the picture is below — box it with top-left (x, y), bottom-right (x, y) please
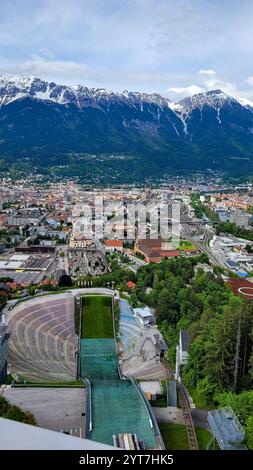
top-left (3, 387), bottom-right (86, 437)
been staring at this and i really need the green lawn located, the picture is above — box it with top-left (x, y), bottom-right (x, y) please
top-left (12, 380), bottom-right (85, 388)
top-left (179, 240), bottom-right (197, 251)
top-left (195, 427), bottom-right (213, 450)
top-left (159, 423), bottom-right (190, 450)
top-left (81, 295), bottom-right (113, 339)
top-left (189, 388), bottom-right (214, 410)
top-left (160, 423), bottom-right (213, 450)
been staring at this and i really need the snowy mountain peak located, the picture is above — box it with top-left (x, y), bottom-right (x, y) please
top-left (1, 75), bottom-right (253, 177)
top-left (238, 97), bottom-right (253, 111)
top-left (0, 74), bottom-right (252, 123)
top-left (177, 88), bottom-right (236, 115)
top-left (0, 74), bottom-right (171, 110)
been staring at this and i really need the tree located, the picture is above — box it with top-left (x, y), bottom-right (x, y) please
top-left (152, 273), bottom-right (160, 290)
top-left (245, 416), bottom-right (253, 450)
top-left (0, 396), bottom-right (36, 425)
top-left (127, 252), bottom-right (253, 411)
top-left (156, 288), bottom-right (179, 324)
top-left (0, 277), bottom-right (13, 283)
top-left (216, 390), bottom-right (253, 447)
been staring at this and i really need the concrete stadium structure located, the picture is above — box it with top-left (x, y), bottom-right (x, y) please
top-left (6, 293), bottom-right (78, 382)
top-left (4, 289), bottom-right (117, 382)
top-left (3, 288), bottom-right (164, 449)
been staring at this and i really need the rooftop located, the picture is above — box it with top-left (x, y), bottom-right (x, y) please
top-left (0, 418), bottom-right (116, 450)
top-left (133, 307), bottom-right (153, 318)
top-left (105, 239), bottom-right (123, 247)
top-left (126, 281), bottom-right (136, 288)
top-left (180, 330), bottom-right (189, 352)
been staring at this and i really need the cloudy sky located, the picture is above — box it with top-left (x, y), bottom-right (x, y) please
top-left (1, 0), bottom-right (253, 101)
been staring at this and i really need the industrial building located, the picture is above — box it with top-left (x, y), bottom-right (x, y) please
top-left (0, 253), bottom-right (54, 285)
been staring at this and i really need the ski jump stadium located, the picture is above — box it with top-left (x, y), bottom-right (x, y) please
top-left (2, 289), bottom-right (165, 450)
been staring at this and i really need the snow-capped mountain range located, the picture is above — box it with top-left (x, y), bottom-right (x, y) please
top-left (0, 74), bottom-right (172, 108)
top-left (1, 73), bottom-right (252, 114)
top-left (1, 74), bottom-right (253, 178)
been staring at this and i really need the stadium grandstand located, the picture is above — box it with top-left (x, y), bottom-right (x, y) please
top-left (6, 293), bottom-right (78, 382)
top-left (2, 288), bottom-right (164, 450)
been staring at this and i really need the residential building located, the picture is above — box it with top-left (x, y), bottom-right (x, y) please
top-left (230, 210), bottom-right (250, 228)
top-left (104, 239), bottom-right (123, 252)
top-left (135, 238), bottom-right (180, 263)
top-left (175, 330), bottom-right (189, 380)
top-left (126, 281), bottom-right (136, 289)
top-left (133, 307), bottom-right (153, 327)
top-left (69, 233), bottom-right (93, 248)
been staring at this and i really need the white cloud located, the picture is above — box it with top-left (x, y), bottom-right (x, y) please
top-left (39, 48), bottom-right (55, 60)
top-left (166, 85), bottom-right (204, 95)
top-left (0, 0), bottom-right (253, 99)
top-left (245, 76), bottom-right (253, 86)
top-left (198, 69), bottom-right (216, 76)
top-left (164, 70), bottom-right (252, 102)
top-left (17, 58), bottom-right (99, 83)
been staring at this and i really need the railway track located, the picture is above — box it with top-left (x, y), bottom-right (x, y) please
top-left (176, 381), bottom-right (199, 450)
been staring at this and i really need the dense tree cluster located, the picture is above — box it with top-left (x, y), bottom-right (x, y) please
top-left (190, 193), bottom-right (219, 222)
top-left (216, 391), bottom-right (253, 449)
top-left (132, 255), bottom-right (253, 448)
top-left (216, 221), bottom-right (253, 242)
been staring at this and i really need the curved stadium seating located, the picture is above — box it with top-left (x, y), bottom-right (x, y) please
top-left (6, 293), bottom-right (78, 382)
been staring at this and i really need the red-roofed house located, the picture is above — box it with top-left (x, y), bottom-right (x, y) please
top-left (104, 239), bottom-right (123, 252)
top-left (126, 281), bottom-right (136, 289)
top-left (135, 239), bottom-right (181, 263)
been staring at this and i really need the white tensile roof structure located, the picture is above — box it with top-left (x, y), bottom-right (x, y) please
top-left (0, 418), bottom-right (117, 450)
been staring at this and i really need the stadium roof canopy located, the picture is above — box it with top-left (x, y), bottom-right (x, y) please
top-left (0, 418), bottom-right (117, 450)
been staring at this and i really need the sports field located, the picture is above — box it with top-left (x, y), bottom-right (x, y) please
top-left (81, 295), bottom-right (113, 339)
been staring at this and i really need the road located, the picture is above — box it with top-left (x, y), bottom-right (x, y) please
top-left (56, 245), bottom-right (69, 274)
top-left (185, 234), bottom-right (226, 268)
top-left (126, 253), bottom-right (147, 273)
top-left (180, 204), bottom-right (226, 268)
